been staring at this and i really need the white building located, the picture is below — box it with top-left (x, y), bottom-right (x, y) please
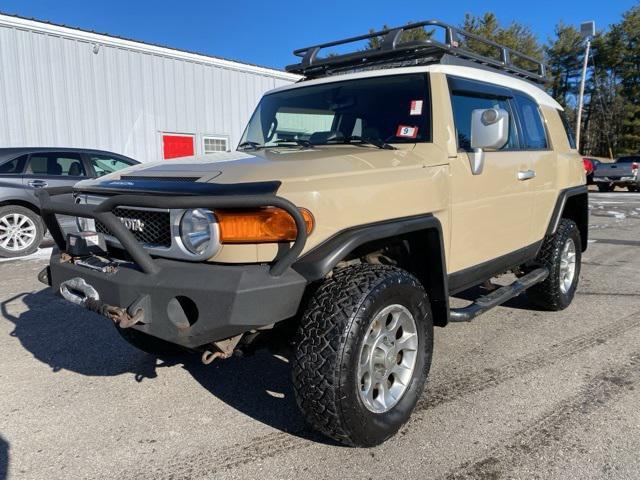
top-left (0, 13), bottom-right (299, 162)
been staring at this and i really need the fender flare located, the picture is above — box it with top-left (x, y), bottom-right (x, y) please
top-left (545, 185), bottom-right (589, 250)
top-left (292, 214), bottom-right (450, 325)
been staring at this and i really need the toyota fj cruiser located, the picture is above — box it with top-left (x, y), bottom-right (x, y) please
top-left (38, 21), bottom-right (588, 447)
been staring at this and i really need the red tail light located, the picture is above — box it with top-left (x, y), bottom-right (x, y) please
top-left (582, 158), bottom-right (594, 174)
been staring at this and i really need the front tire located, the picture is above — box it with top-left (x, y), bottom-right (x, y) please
top-left (527, 219), bottom-right (581, 311)
top-left (628, 185), bottom-right (639, 192)
top-left (0, 205), bottom-right (44, 258)
top-left (292, 264), bottom-right (433, 447)
top-left (597, 183), bottom-right (614, 192)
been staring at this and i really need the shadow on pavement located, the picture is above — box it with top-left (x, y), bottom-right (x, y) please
top-left (0, 434), bottom-right (8, 480)
top-left (183, 352), bottom-right (332, 444)
top-left (1, 289), bottom-right (169, 381)
top-left (2, 289), bottom-right (327, 443)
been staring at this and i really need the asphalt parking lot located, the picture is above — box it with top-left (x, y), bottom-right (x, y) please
top-left (1, 191), bottom-right (639, 480)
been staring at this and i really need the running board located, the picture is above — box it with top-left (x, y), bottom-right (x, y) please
top-left (449, 268), bottom-right (549, 322)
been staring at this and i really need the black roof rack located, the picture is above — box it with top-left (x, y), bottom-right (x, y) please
top-left (286, 20), bottom-right (547, 84)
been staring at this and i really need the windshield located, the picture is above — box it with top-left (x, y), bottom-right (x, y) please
top-left (239, 74), bottom-right (430, 148)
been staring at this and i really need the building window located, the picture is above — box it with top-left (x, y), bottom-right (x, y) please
top-left (203, 136), bottom-right (229, 154)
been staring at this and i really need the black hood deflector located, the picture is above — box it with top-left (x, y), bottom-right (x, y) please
top-left (75, 179), bottom-right (281, 196)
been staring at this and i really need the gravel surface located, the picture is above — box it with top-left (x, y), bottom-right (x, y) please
top-left (1, 192), bottom-right (639, 480)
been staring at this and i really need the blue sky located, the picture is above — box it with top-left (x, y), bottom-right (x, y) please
top-left (1, 0), bottom-right (637, 69)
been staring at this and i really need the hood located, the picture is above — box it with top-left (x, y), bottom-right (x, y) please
top-left (74, 146), bottom-right (434, 193)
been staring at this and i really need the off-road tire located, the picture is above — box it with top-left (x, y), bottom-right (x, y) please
top-left (116, 327), bottom-right (184, 356)
top-left (597, 183), bottom-right (614, 192)
top-left (0, 205), bottom-right (44, 258)
top-left (292, 264), bottom-right (433, 447)
top-left (527, 219), bottom-right (581, 311)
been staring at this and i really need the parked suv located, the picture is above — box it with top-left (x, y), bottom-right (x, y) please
top-left (0, 148), bottom-right (137, 257)
top-left (38, 21), bottom-right (588, 447)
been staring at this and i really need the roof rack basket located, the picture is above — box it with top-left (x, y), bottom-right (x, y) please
top-left (286, 20), bottom-right (547, 84)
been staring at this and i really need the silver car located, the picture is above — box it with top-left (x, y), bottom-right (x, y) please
top-left (0, 148), bottom-right (138, 257)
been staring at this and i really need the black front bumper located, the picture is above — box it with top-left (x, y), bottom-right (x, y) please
top-left (49, 252), bottom-right (306, 348)
top-left (38, 186), bottom-right (310, 349)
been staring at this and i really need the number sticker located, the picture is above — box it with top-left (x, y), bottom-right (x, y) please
top-left (396, 125), bottom-right (418, 138)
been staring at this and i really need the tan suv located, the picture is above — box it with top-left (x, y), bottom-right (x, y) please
top-left (38, 20), bottom-right (588, 447)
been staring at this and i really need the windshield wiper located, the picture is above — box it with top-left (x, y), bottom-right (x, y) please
top-left (238, 141), bottom-right (264, 151)
top-left (347, 136), bottom-right (396, 150)
top-left (275, 139), bottom-right (313, 149)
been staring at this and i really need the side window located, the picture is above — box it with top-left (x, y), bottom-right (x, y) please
top-left (0, 155), bottom-right (27, 174)
top-left (514, 95), bottom-right (548, 150)
top-left (558, 109), bottom-right (576, 149)
top-left (25, 153), bottom-right (86, 177)
top-left (89, 155), bottom-right (134, 177)
top-left (450, 93), bottom-right (518, 151)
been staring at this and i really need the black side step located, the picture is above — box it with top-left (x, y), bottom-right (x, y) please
top-left (449, 268), bottom-right (549, 323)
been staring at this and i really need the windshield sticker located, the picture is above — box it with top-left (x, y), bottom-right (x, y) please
top-left (396, 125), bottom-right (419, 138)
top-left (410, 100), bottom-right (423, 116)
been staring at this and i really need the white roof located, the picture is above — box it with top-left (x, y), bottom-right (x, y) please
top-left (268, 64), bottom-right (562, 110)
top-left (0, 13), bottom-right (300, 81)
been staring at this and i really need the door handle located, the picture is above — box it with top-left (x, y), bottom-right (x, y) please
top-left (28, 180), bottom-right (48, 188)
top-left (517, 170), bottom-right (536, 181)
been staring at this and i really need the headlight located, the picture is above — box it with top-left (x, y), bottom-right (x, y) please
top-left (179, 209), bottom-right (217, 255)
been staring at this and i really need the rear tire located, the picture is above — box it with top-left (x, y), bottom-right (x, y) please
top-left (116, 327), bottom-right (184, 356)
top-left (597, 183), bottom-right (614, 192)
top-left (0, 205), bottom-right (44, 258)
top-left (628, 185), bottom-right (639, 192)
top-left (292, 264), bottom-right (433, 447)
top-left (527, 219), bottom-right (581, 311)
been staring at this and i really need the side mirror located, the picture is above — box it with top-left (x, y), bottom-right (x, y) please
top-left (468, 108), bottom-right (510, 175)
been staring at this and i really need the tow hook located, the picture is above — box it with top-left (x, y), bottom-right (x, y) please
top-left (201, 350), bottom-right (230, 365)
top-left (60, 277), bottom-right (99, 306)
top-left (59, 277), bottom-right (144, 328)
top-left (201, 334), bottom-right (243, 365)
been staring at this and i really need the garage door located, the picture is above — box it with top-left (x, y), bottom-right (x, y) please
top-left (162, 134), bottom-right (194, 159)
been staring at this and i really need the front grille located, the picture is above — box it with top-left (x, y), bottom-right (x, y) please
top-left (96, 207), bottom-right (172, 248)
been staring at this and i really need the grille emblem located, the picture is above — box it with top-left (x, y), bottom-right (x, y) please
top-left (118, 217), bottom-right (145, 232)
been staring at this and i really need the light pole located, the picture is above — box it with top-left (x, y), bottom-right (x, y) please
top-left (576, 20), bottom-right (595, 152)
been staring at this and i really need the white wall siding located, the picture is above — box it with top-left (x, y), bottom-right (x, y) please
top-left (0, 15), bottom-right (297, 162)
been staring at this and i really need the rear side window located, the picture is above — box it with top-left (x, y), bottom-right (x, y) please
top-left (450, 93), bottom-right (518, 151)
top-left (514, 95), bottom-right (548, 150)
top-left (0, 154), bottom-right (27, 174)
top-left (558, 110), bottom-right (576, 149)
top-left (26, 153), bottom-right (86, 177)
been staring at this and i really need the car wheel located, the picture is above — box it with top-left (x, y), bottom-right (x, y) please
top-left (116, 327), bottom-right (185, 357)
top-left (597, 183), bottom-right (614, 192)
top-left (292, 264), bottom-right (433, 447)
top-left (628, 185), bottom-right (639, 192)
top-left (0, 205), bottom-right (44, 258)
top-left (527, 219), bottom-right (581, 311)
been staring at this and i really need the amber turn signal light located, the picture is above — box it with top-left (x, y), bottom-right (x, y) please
top-left (216, 207), bottom-right (314, 244)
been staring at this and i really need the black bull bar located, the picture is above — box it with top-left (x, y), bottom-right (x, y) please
top-left (36, 186), bottom-right (309, 276)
